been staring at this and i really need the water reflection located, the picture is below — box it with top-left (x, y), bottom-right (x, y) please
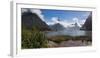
top-left (46, 29), bottom-right (91, 37)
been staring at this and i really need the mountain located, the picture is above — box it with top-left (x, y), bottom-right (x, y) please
top-left (81, 12), bottom-right (92, 31)
top-left (67, 22), bottom-right (80, 30)
top-left (49, 23), bottom-right (65, 31)
top-left (22, 11), bottom-right (51, 31)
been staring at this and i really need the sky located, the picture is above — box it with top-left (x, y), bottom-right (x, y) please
top-left (41, 9), bottom-right (91, 24)
top-left (21, 8), bottom-right (91, 27)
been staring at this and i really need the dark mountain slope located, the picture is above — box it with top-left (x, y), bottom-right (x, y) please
top-left (22, 11), bottom-right (51, 31)
top-left (49, 23), bottom-right (65, 31)
top-left (82, 12), bottom-right (92, 31)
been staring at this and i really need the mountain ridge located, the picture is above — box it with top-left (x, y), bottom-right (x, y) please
top-left (22, 11), bottom-right (51, 31)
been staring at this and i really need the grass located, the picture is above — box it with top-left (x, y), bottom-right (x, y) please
top-left (21, 27), bottom-right (49, 49)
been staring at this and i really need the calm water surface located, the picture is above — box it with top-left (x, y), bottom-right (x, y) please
top-left (46, 29), bottom-right (91, 37)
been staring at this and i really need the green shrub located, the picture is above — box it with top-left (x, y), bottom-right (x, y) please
top-left (21, 27), bottom-right (48, 49)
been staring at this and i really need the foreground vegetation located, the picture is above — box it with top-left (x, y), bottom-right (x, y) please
top-left (21, 27), bottom-right (49, 49)
top-left (22, 26), bottom-right (92, 48)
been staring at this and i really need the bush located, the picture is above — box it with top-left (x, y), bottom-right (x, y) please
top-left (21, 27), bottom-right (48, 49)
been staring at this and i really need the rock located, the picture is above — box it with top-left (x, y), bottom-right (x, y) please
top-left (47, 41), bottom-right (58, 47)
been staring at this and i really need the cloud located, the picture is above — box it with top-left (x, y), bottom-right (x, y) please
top-left (21, 8), bottom-right (45, 21)
top-left (49, 17), bottom-right (70, 27)
top-left (72, 17), bottom-right (86, 24)
top-left (47, 17), bottom-right (59, 25)
top-left (72, 17), bottom-right (87, 27)
top-left (73, 17), bottom-right (78, 22)
top-left (80, 19), bottom-right (86, 24)
top-left (30, 9), bottom-right (45, 21)
top-left (73, 17), bottom-right (82, 27)
top-left (51, 17), bottom-right (59, 23)
top-left (46, 22), bottom-right (55, 25)
top-left (47, 17), bottom-right (86, 28)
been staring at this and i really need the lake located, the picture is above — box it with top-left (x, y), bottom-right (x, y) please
top-left (45, 29), bottom-right (91, 37)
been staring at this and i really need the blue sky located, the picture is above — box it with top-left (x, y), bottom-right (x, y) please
top-left (22, 8), bottom-right (91, 27)
top-left (41, 9), bottom-right (91, 23)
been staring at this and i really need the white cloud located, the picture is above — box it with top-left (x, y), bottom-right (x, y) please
top-left (51, 17), bottom-right (59, 23)
top-left (49, 17), bottom-right (71, 27)
top-left (47, 22), bottom-right (55, 25)
top-left (73, 17), bottom-right (86, 24)
top-left (47, 17), bottom-right (60, 25)
top-left (30, 9), bottom-right (42, 14)
top-left (72, 17), bottom-right (87, 27)
top-left (80, 19), bottom-right (86, 24)
top-left (73, 17), bottom-right (82, 27)
top-left (47, 17), bottom-right (86, 28)
top-left (72, 17), bottom-right (86, 24)
top-left (73, 17), bottom-right (78, 22)
top-left (30, 9), bottom-right (45, 21)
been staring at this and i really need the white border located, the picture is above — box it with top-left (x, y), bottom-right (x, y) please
top-left (11, 1), bottom-right (97, 57)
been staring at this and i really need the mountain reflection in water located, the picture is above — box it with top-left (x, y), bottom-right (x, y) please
top-left (46, 29), bottom-right (91, 37)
